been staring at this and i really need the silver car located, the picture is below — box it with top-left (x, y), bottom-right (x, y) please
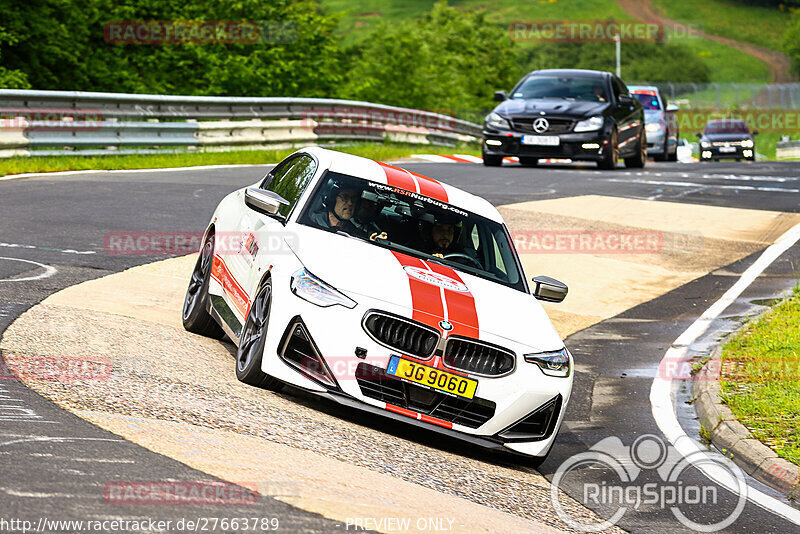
top-left (628, 86), bottom-right (679, 161)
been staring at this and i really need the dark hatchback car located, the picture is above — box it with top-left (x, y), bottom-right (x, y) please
top-left (482, 69), bottom-right (647, 170)
top-left (697, 119), bottom-right (756, 162)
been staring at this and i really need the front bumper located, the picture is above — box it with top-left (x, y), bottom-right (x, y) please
top-left (700, 145), bottom-right (754, 160)
top-left (645, 130), bottom-right (666, 155)
top-left (482, 130), bottom-right (606, 161)
top-left (261, 286), bottom-right (572, 458)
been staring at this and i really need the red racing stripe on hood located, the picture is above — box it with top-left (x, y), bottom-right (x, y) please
top-left (390, 251), bottom-right (444, 332)
top-left (424, 261), bottom-right (479, 339)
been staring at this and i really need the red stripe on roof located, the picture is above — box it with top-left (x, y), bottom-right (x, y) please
top-left (378, 161), bottom-right (449, 203)
top-left (378, 161), bottom-right (417, 193)
top-left (407, 169), bottom-right (448, 202)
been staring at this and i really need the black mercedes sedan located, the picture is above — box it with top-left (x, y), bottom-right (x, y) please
top-left (697, 119), bottom-right (756, 162)
top-left (482, 69), bottom-right (646, 170)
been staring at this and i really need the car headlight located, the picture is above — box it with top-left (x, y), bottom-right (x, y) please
top-left (645, 122), bottom-right (663, 133)
top-left (290, 268), bottom-right (357, 309)
top-left (573, 115), bottom-right (604, 132)
top-left (700, 141), bottom-right (710, 148)
top-left (485, 112), bottom-right (510, 130)
top-left (741, 139), bottom-right (754, 148)
top-left (524, 347), bottom-right (571, 377)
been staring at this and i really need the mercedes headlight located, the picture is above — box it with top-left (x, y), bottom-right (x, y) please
top-left (290, 268), bottom-right (357, 309)
top-left (645, 122), bottom-right (663, 133)
top-left (485, 112), bottom-right (511, 130)
top-left (524, 347), bottom-right (571, 377)
top-left (741, 139), bottom-right (754, 148)
top-left (574, 115), bottom-right (604, 132)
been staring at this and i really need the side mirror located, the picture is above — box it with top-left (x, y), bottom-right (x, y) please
top-left (695, 132), bottom-right (702, 138)
top-left (666, 103), bottom-right (679, 112)
top-left (244, 187), bottom-right (289, 216)
top-left (531, 276), bottom-right (568, 303)
top-left (752, 130), bottom-right (759, 136)
top-left (618, 93), bottom-right (633, 105)
top-left (494, 90), bottom-right (507, 102)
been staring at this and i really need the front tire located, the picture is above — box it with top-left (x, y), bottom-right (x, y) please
top-left (667, 137), bottom-right (679, 161)
top-left (597, 128), bottom-right (619, 170)
top-left (482, 153), bottom-right (503, 167)
top-left (235, 279), bottom-right (283, 390)
top-left (624, 129), bottom-right (647, 168)
top-left (182, 233), bottom-right (224, 338)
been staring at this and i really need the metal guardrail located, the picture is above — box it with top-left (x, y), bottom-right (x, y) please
top-left (776, 140), bottom-right (800, 160)
top-left (638, 82), bottom-right (800, 111)
top-left (0, 90), bottom-right (483, 157)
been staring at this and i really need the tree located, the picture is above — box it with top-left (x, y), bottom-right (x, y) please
top-left (0, 25), bottom-right (29, 88)
top-left (340, 1), bottom-right (522, 119)
top-left (0, 0), bottom-right (343, 96)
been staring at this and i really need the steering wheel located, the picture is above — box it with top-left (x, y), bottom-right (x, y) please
top-left (443, 252), bottom-right (482, 270)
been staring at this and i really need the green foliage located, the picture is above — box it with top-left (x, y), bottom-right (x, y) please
top-left (339, 1), bottom-right (522, 119)
top-left (785, 9), bottom-right (800, 77)
top-left (0, 0), bottom-right (344, 96)
top-left (521, 41), bottom-right (711, 84)
top-left (0, 25), bottom-right (30, 88)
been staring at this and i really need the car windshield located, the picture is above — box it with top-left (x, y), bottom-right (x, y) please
top-left (632, 92), bottom-right (661, 110)
top-left (511, 75), bottom-right (608, 102)
top-left (298, 171), bottom-right (525, 291)
top-left (704, 120), bottom-right (750, 134)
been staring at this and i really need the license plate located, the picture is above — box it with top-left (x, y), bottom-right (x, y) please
top-left (521, 135), bottom-right (560, 146)
top-left (386, 356), bottom-right (477, 399)
top-left (719, 146), bottom-right (736, 153)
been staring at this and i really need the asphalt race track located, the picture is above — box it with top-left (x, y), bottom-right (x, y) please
top-left (1, 159), bottom-right (799, 533)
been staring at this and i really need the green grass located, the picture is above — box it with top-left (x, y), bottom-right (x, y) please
top-left (321, 0), bottom-right (632, 46)
top-left (324, 0), bottom-right (772, 84)
top-left (720, 289), bottom-right (800, 466)
top-left (667, 29), bottom-right (771, 83)
top-left (653, 0), bottom-right (791, 52)
top-left (0, 143), bottom-right (480, 177)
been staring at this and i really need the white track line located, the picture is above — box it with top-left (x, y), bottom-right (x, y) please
top-left (608, 178), bottom-right (800, 194)
top-left (0, 257), bottom-right (57, 282)
top-left (411, 154), bottom-right (458, 163)
top-left (0, 163), bottom-right (271, 182)
top-left (650, 221), bottom-right (800, 525)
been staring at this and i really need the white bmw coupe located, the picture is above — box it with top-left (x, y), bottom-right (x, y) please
top-left (183, 147), bottom-right (573, 461)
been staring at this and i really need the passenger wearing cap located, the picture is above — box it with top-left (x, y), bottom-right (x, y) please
top-left (310, 184), bottom-right (360, 234)
top-left (351, 191), bottom-right (383, 237)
